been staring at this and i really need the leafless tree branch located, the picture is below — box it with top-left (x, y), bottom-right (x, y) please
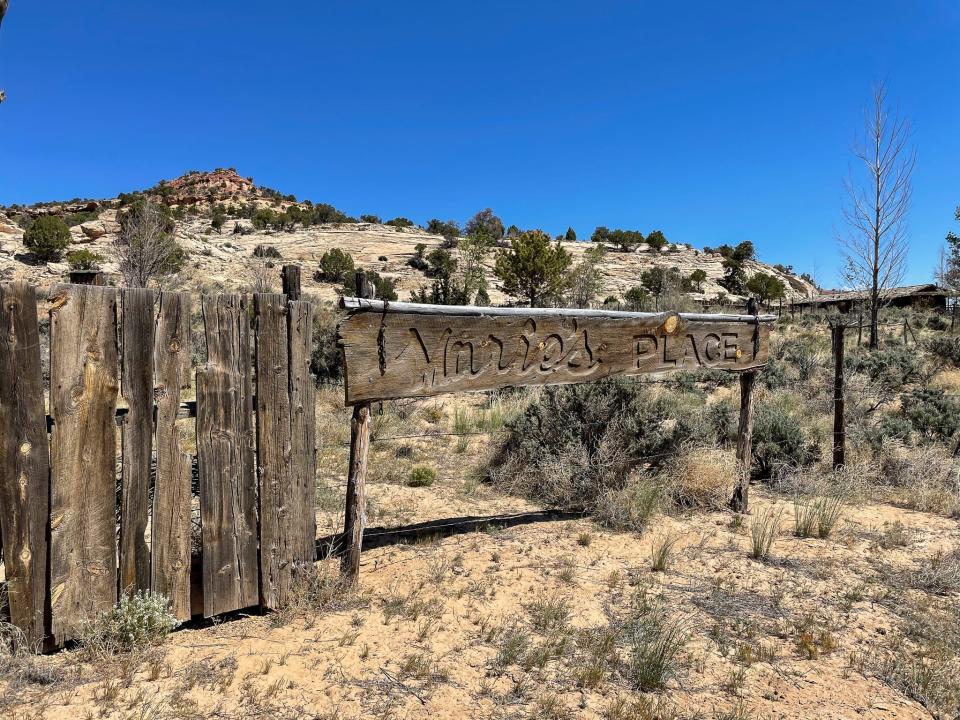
top-left (113, 200), bottom-right (182, 288)
top-left (838, 81), bottom-right (915, 349)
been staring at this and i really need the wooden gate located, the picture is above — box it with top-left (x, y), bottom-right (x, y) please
top-left (0, 283), bottom-right (316, 649)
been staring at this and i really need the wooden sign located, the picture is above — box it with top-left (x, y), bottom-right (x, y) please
top-left (338, 299), bottom-right (773, 404)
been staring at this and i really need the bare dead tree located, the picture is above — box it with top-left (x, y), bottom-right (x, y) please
top-left (247, 258), bottom-right (274, 293)
top-left (114, 200), bottom-right (183, 287)
top-left (839, 81), bottom-right (915, 349)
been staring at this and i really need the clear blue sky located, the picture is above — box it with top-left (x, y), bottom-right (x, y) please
top-left (1, 1), bottom-right (957, 286)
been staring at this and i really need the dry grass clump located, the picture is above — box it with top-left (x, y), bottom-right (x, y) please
top-left (595, 475), bottom-right (662, 532)
top-left (910, 547), bottom-right (960, 595)
top-left (621, 589), bottom-right (691, 691)
top-left (793, 494), bottom-right (844, 538)
top-left (661, 447), bottom-right (735, 511)
top-left (879, 444), bottom-right (960, 517)
top-left (272, 562), bottom-right (361, 626)
top-left (871, 597), bottom-right (960, 717)
top-left (749, 506), bottom-right (783, 560)
top-left (79, 591), bottom-right (178, 658)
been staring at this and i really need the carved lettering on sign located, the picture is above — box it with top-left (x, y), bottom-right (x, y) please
top-left (339, 304), bottom-right (770, 404)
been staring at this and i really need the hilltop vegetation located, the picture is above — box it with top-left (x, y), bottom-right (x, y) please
top-left (0, 169), bottom-right (817, 306)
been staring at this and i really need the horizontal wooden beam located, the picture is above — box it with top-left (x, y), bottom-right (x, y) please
top-left (338, 299), bottom-right (772, 404)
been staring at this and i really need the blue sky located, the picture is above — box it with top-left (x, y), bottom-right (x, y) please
top-left (1, 1), bottom-right (957, 286)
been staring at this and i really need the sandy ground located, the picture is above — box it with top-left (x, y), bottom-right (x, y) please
top-left (3, 389), bottom-right (958, 719)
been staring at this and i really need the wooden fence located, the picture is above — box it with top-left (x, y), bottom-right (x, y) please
top-left (0, 282), bottom-right (316, 649)
top-left (0, 276), bottom-right (775, 652)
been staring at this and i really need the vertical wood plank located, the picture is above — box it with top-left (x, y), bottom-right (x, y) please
top-left (49, 284), bottom-right (119, 644)
top-left (730, 371), bottom-right (756, 514)
top-left (151, 292), bottom-right (193, 620)
top-left (281, 265), bottom-right (301, 301)
top-left (288, 300), bottom-right (316, 564)
top-left (196, 294), bottom-right (258, 617)
top-left (255, 293), bottom-right (294, 609)
top-left (341, 402), bottom-right (370, 582)
top-left (0, 282), bottom-right (51, 649)
top-left (119, 288), bottom-right (155, 596)
top-left (832, 324), bottom-right (846, 470)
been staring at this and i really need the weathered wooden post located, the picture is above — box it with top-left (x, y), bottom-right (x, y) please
top-left (341, 402), bottom-right (371, 581)
top-left (857, 311), bottom-right (863, 346)
top-left (832, 323), bottom-right (845, 469)
top-left (730, 370), bottom-right (756, 513)
top-left (730, 300), bottom-right (759, 513)
top-left (281, 264), bottom-right (301, 301)
top-left (68, 270), bottom-right (105, 285)
top-left (951, 302), bottom-right (956, 334)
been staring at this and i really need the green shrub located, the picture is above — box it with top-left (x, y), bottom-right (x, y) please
top-left (490, 378), bottom-right (712, 508)
top-left (340, 268), bottom-right (398, 301)
top-left (927, 337), bottom-right (960, 367)
top-left (23, 216), bottom-right (71, 262)
top-left (595, 478), bottom-right (661, 532)
top-left (80, 591), bottom-right (177, 656)
top-left (847, 347), bottom-right (926, 391)
top-left (408, 465), bottom-right (437, 487)
top-left (385, 217), bottom-right (414, 228)
top-left (926, 314), bottom-right (949, 331)
top-left (901, 388), bottom-right (960, 443)
top-left (66, 249), bottom-right (104, 271)
top-left (751, 398), bottom-right (816, 477)
top-left (310, 304), bottom-right (343, 385)
top-left (316, 248), bottom-right (355, 283)
top-left (252, 244), bottom-right (282, 259)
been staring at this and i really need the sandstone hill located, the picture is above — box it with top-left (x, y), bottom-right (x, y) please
top-left (0, 169), bottom-right (817, 306)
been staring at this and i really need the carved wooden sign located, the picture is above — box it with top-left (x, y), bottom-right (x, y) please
top-left (338, 299), bottom-right (773, 405)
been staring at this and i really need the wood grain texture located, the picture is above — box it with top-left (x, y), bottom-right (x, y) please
top-left (341, 402), bottom-right (370, 582)
top-left (730, 371), bottom-right (757, 513)
top-left (288, 300), bottom-right (317, 564)
top-left (196, 294), bottom-right (258, 617)
top-left (151, 292), bottom-right (193, 620)
top-left (0, 282), bottom-right (51, 649)
top-left (338, 303), bottom-right (771, 404)
top-left (255, 293), bottom-right (294, 608)
top-left (48, 284), bottom-right (120, 644)
top-left (119, 288), bottom-right (155, 596)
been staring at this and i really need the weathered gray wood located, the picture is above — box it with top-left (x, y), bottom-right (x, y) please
top-left (48, 284), bottom-right (119, 644)
top-left (288, 300), bottom-right (316, 564)
top-left (255, 293), bottom-right (294, 608)
top-left (197, 294), bottom-right (258, 617)
top-left (341, 402), bottom-right (370, 582)
top-left (151, 292), bottom-right (193, 620)
top-left (832, 324), bottom-right (845, 470)
top-left (281, 265), bottom-right (301, 301)
top-left (119, 288), bottom-right (155, 596)
top-left (0, 282), bottom-right (51, 649)
top-left (338, 300), bottom-right (773, 404)
top-left (730, 371), bottom-right (757, 513)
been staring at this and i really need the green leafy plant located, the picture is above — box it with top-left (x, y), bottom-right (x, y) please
top-left (23, 215), bottom-right (71, 262)
top-left (316, 248), bottom-right (355, 283)
top-left (80, 592), bottom-right (177, 656)
top-left (66, 249), bottom-right (104, 271)
top-left (407, 465), bottom-right (437, 487)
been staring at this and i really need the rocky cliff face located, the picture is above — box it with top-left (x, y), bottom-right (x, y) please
top-left (0, 170), bottom-right (817, 304)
